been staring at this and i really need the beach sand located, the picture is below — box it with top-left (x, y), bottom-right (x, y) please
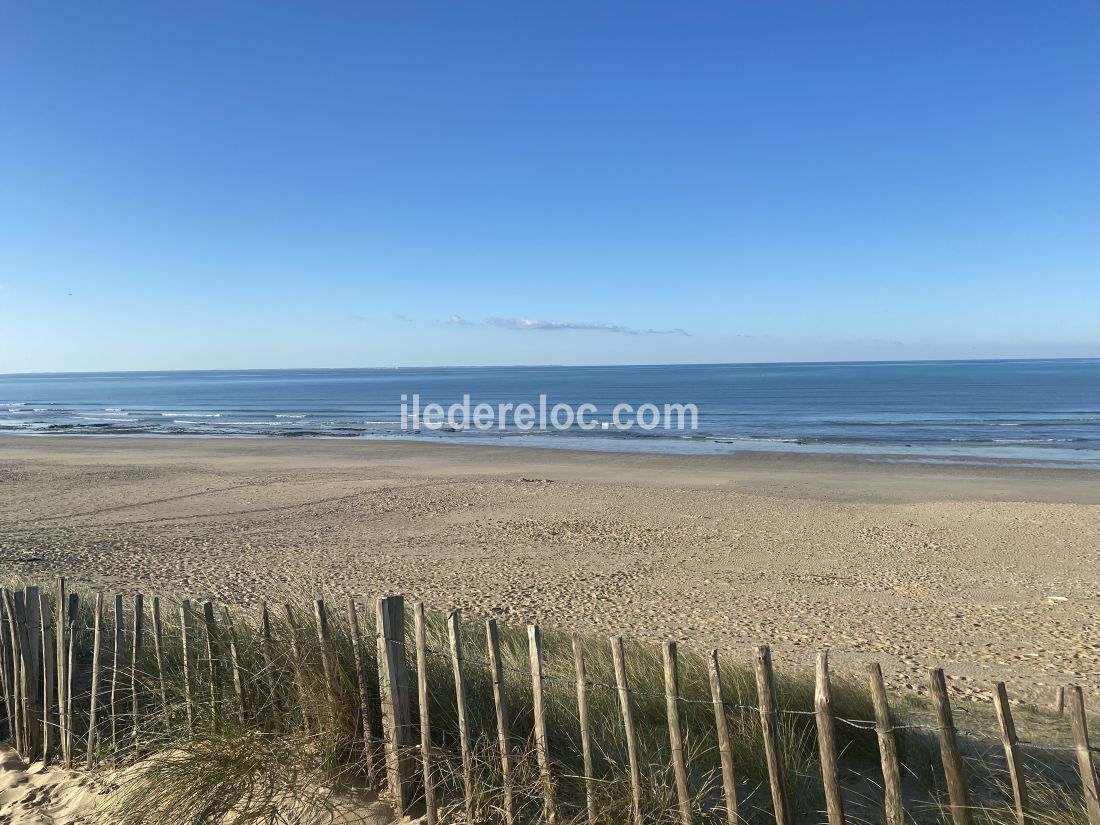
top-left (1, 437), bottom-right (1096, 703)
top-left (0, 743), bottom-right (398, 825)
top-left (0, 745), bottom-right (101, 824)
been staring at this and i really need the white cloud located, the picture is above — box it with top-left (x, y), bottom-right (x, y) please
top-left (448, 315), bottom-right (691, 336)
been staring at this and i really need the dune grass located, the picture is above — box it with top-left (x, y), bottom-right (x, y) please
top-left (2, 581), bottom-right (1094, 824)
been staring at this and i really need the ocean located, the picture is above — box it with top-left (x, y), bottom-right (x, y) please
top-left (2, 359), bottom-right (1098, 467)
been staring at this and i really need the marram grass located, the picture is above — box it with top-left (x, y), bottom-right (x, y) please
top-left (2, 580), bottom-right (1093, 824)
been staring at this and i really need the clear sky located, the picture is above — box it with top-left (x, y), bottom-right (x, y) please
top-left (1, 2), bottom-right (1098, 372)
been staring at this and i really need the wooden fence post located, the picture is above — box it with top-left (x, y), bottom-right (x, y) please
top-left (376, 595), bottom-right (413, 813)
top-left (1, 590), bottom-right (23, 755)
top-left (529, 624), bottom-right (557, 825)
top-left (815, 650), bottom-right (845, 825)
top-left (283, 603), bottom-right (309, 730)
top-left (201, 601), bottom-right (219, 726)
top-left (64, 614), bottom-right (76, 769)
top-left (131, 593), bottom-right (144, 740)
top-left (180, 599), bottom-right (195, 732)
top-left (5, 591), bottom-right (23, 755)
top-left (346, 597), bottom-right (377, 783)
top-left (929, 668), bottom-right (974, 825)
top-left (11, 590), bottom-right (28, 757)
top-left (1055, 686), bottom-right (1065, 716)
top-left (11, 590), bottom-right (27, 756)
top-left (55, 578), bottom-right (67, 765)
top-left (314, 599), bottom-right (337, 720)
top-left (707, 650), bottom-right (739, 825)
top-left (259, 602), bottom-right (273, 686)
top-left (8, 594), bottom-right (24, 756)
top-left (413, 603), bottom-right (436, 825)
top-left (85, 593), bottom-right (104, 768)
top-left (109, 593), bottom-right (124, 748)
top-left (22, 587), bottom-right (43, 759)
top-left (259, 602), bottom-right (276, 715)
top-left (572, 634), bottom-right (596, 825)
top-left (611, 635), bottom-right (642, 825)
top-left (1067, 685), bottom-right (1100, 825)
top-left (10, 593), bottom-right (23, 753)
top-left (755, 645), bottom-right (791, 825)
top-left (868, 663), bottom-right (904, 825)
top-left (0, 594), bottom-right (15, 753)
top-left (64, 591), bottom-right (78, 762)
top-left (663, 641), bottom-right (693, 825)
top-left (992, 682), bottom-right (1030, 825)
top-left (152, 597), bottom-right (168, 731)
top-left (222, 607), bottom-right (246, 723)
top-left (448, 610), bottom-right (475, 823)
top-left (40, 591), bottom-right (58, 761)
top-left (488, 619), bottom-right (517, 825)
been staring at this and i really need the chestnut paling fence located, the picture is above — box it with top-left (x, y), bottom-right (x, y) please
top-left (1, 578), bottom-right (1099, 825)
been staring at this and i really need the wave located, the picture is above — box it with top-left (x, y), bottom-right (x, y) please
top-left (215, 421), bottom-right (300, 426)
top-left (813, 419), bottom-right (1098, 428)
top-left (710, 435), bottom-right (803, 444)
top-left (45, 422), bottom-right (153, 433)
top-left (989, 438), bottom-right (1080, 444)
top-left (949, 436), bottom-right (1084, 444)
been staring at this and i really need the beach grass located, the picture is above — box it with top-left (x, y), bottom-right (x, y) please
top-left (3, 582), bottom-right (1093, 824)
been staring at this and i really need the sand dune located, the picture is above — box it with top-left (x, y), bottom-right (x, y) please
top-left (0, 746), bottom-right (101, 824)
top-left (0, 745), bottom-right (400, 825)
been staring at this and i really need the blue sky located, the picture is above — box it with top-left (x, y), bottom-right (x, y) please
top-left (1, 2), bottom-right (1097, 372)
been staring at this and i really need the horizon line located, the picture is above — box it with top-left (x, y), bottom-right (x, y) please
top-left (2, 355), bottom-right (1098, 378)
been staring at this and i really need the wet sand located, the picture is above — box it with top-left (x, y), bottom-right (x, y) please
top-left (1, 436), bottom-right (1097, 702)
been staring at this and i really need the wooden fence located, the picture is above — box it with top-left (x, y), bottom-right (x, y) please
top-left (1, 577), bottom-right (1098, 825)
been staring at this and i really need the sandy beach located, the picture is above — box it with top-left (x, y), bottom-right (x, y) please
top-left (1, 436), bottom-right (1097, 703)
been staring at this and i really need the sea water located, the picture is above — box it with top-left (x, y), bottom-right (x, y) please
top-left (1, 359), bottom-right (1098, 467)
